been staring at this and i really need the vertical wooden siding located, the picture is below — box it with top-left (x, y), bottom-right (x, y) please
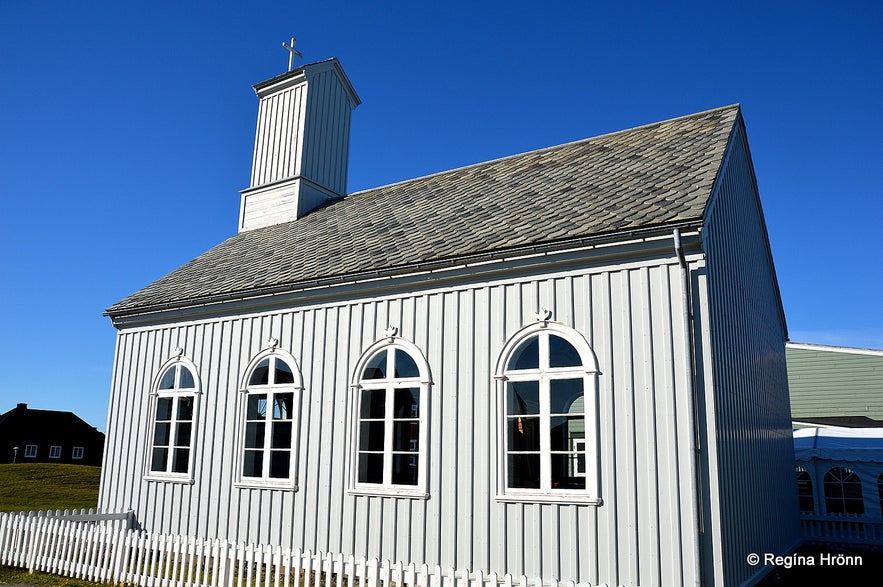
top-left (249, 69), bottom-right (352, 195)
top-left (301, 69), bottom-right (352, 196)
top-left (699, 121), bottom-right (801, 587)
top-left (251, 83), bottom-right (306, 187)
top-left (100, 257), bottom-right (701, 586)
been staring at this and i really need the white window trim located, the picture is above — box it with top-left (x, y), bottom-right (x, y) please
top-left (235, 347), bottom-right (302, 491)
top-left (49, 445), bottom-right (62, 459)
top-left (348, 335), bottom-right (432, 499)
top-left (493, 321), bottom-right (601, 505)
top-left (144, 355), bottom-right (201, 484)
top-left (72, 446), bottom-right (85, 460)
top-left (24, 444), bottom-right (37, 458)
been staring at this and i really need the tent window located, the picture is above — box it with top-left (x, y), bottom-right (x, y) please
top-left (823, 467), bottom-right (864, 515)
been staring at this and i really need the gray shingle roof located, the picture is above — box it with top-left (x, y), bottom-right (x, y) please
top-left (107, 105), bottom-right (739, 316)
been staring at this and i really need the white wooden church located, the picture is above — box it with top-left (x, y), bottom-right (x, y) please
top-left (100, 55), bottom-right (800, 587)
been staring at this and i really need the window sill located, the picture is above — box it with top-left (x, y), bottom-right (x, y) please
top-left (349, 486), bottom-right (429, 500)
top-left (144, 475), bottom-right (195, 485)
top-left (235, 480), bottom-right (298, 491)
top-left (495, 493), bottom-right (602, 506)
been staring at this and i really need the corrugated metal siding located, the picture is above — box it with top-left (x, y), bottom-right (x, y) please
top-left (99, 254), bottom-right (703, 586)
top-left (700, 120), bottom-right (800, 586)
top-left (787, 346), bottom-right (883, 420)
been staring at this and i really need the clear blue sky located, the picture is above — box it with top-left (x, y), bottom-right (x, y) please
top-left (1, 1), bottom-right (880, 431)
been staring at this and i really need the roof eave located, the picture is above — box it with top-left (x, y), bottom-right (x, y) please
top-left (105, 219), bottom-right (705, 322)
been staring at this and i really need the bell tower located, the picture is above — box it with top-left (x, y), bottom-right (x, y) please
top-left (239, 49), bottom-right (360, 232)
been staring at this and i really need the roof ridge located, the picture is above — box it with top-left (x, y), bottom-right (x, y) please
top-left (346, 104), bottom-right (741, 198)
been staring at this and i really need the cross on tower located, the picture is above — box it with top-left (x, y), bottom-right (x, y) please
top-left (282, 37), bottom-right (303, 72)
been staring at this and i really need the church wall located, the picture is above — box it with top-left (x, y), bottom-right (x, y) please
top-left (100, 250), bottom-right (703, 586)
top-left (697, 120), bottom-right (800, 587)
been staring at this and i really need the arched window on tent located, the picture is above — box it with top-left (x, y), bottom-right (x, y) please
top-left (238, 347), bottom-right (303, 488)
top-left (823, 467), bottom-right (864, 515)
top-left (877, 473), bottom-right (883, 515)
top-left (796, 467), bottom-right (814, 513)
top-left (351, 335), bottom-right (431, 497)
top-left (147, 355), bottom-right (200, 480)
top-left (495, 321), bottom-right (600, 503)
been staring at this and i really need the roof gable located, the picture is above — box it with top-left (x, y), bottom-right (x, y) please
top-left (107, 105), bottom-right (739, 317)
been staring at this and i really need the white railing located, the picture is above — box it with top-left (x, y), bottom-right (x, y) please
top-left (801, 512), bottom-right (883, 545)
top-left (0, 510), bottom-right (576, 587)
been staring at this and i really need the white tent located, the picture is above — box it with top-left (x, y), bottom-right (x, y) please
top-left (794, 427), bottom-right (883, 464)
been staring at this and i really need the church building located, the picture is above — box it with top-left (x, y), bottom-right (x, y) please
top-left (99, 55), bottom-right (799, 587)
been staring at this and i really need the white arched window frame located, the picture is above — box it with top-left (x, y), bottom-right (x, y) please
top-left (349, 335), bottom-right (432, 498)
top-left (235, 346), bottom-right (303, 490)
top-left (494, 321), bottom-right (601, 504)
top-left (145, 354), bottom-right (201, 483)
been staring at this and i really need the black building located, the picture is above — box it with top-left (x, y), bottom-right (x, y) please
top-left (0, 403), bottom-right (104, 466)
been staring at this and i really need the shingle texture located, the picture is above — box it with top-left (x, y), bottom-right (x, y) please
top-left (107, 105), bottom-right (739, 316)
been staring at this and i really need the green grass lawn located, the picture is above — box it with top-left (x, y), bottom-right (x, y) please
top-left (0, 564), bottom-right (111, 587)
top-left (0, 464), bottom-right (101, 513)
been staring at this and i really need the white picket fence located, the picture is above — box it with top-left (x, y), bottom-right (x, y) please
top-left (0, 510), bottom-right (568, 587)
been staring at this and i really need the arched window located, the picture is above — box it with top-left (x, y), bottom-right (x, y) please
top-left (796, 467), bottom-right (814, 513)
top-left (351, 337), bottom-right (431, 496)
top-left (496, 322), bottom-right (599, 502)
top-left (878, 473), bottom-right (883, 515)
top-left (239, 349), bottom-right (302, 488)
top-left (147, 358), bottom-right (199, 479)
top-left (823, 467), bottom-right (864, 515)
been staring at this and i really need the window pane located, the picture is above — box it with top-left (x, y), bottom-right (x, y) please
top-left (156, 397), bottom-right (173, 420)
top-left (362, 351), bottom-right (387, 379)
top-left (507, 454), bottom-right (541, 489)
top-left (249, 359), bottom-right (270, 386)
top-left (151, 448), bottom-right (168, 472)
top-left (272, 421), bottom-right (292, 448)
top-left (393, 421), bottom-right (420, 451)
top-left (177, 396), bottom-right (194, 420)
top-left (508, 337), bottom-right (539, 370)
top-left (242, 450), bottom-right (263, 478)
top-left (824, 468), bottom-right (864, 515)
top-left (550, 379), bottom-right (584, 414)
top-left (392, 454), bottom-right (419, 485)
top-left (358, 453), bottom-right (384, 483)
top-left (247, 394), bottom-right (267, 419)
top-left (178, 367), bottom-right (195, 389)
top-left (507, 381), bottom-right (539, 415)
top-left (879, 474), bottom-right (883, 514)
top-left (274, 359), bottom-right (295, 385)
top-left (245, 422), bottom-right (265, 448)
top-left (549, 335), bottom-right (582, 367)
top-left (797, 470), bottom-right (814, 513)
top-left (550, 416), bottom-right (584, 451)
top-left (359, 421), bottom-right (385, 451)
top-left (393, 350), bottom-right (420, 378)
top-left (394, 388), bottom-right (420, 418)
top-left (154, 422), bottom-right (171, 446)
top-left (507, 416), bottom-right (540, 451)
top-left (273, 393), bottom-right (294, 419)
top-left (172, 448), bottom-right (189, 473)
top-left (269, 451), bottom-right (290, 479)
top-left (551, 453), bottom-right (586, 489)
top-left (360, 389), bottom-right (385, 419)
top-left (175, 422), bottom-right (192, 447)
top-left (159, 367), bottom-right (176, 390)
